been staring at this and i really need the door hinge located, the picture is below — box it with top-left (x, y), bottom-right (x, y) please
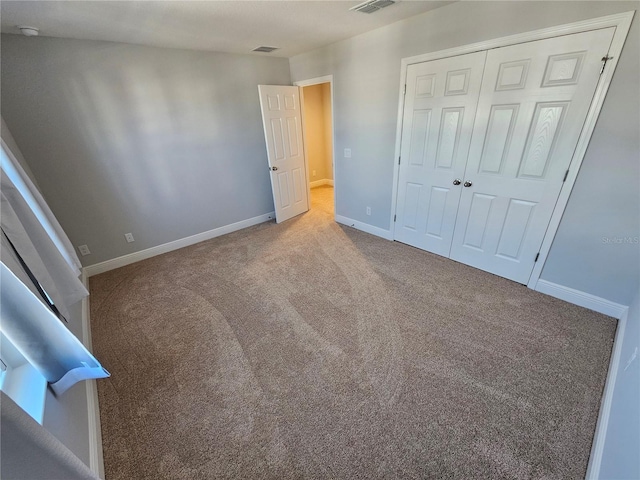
top-left (600, 55), bottom-right (613, 75)
top-left (403, 84), bottom-right (407, 96)
top-left (394, 214), bottom-right (397, 222)
top-left (563, 169), bottom-right (569, 182)
top-left (398, 156), bottom-right (401, 165)
top-left (534, 253), bottom-right (540, 263)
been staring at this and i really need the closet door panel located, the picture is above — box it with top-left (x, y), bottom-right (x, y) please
top-left (450, 27), bottom-right (616, 283)
top-left (394, 51), bottom-right (487, 256)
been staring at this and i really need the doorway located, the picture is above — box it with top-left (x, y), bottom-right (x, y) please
top-left (296, 76), bottom-right (335, 216)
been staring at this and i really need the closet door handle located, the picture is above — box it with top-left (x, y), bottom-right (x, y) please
top-left (464, 181), bottom-right (472, 187)
top-left (453, 179), bottom-right (461, 186)
top-left (270, 166), bottom-right (278, 171)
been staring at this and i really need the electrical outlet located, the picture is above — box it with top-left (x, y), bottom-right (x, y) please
top-left (344, 148), bottom-right (352, 158)
top-left (125, 233), bottom-right (135, 243)
top-left (78, 245), bottom-right (91, 256)
top-left (366, 206), bottom-right (371, 216)
top-left (312, 170), bottom-right (317, 177)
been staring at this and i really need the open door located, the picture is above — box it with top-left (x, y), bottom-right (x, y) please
top-left (258, 85), bottom-right (309, 223)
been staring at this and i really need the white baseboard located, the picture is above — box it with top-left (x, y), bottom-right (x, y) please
top-left (534, 279), bottom-right (628, 318)
top-left (533, 279), bottom-right (630, 479)
top-left (335, 215), bottom-right (393, 241)
top-left (83, 212), bottom-right (275, 277)
top-left (85, 379), bottom-right (104, 479)
top-left (81, 271), bottom-right (105, 479)
top-left (586, 305), bottom-right (629, 479)
top-left (310, 179), bottom-right (334, 188)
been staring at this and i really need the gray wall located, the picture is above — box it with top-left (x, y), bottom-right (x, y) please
top-left (599, 292), bottom-right (640, 479)
top-left (289, 1), bottom-right (639, 307)
top-left (1, 35), bottom-right (291, 265)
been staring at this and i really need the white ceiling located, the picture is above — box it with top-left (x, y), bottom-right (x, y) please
top-left (0, 1), bottom-right (452, 58)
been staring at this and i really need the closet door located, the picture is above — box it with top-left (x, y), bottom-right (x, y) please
top-left (450, 28), bottom-right (615, 283)
top-left (394, 51), bottom-right (486, 256)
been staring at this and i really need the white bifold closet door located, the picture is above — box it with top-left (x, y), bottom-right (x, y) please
top-left (395, 27), bottom-right (616, 284)
top-left (395, 51), bottom-right (487, 256)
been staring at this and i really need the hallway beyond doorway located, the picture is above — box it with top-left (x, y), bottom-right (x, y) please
top-left (310, 185), bottom-right (333, 217)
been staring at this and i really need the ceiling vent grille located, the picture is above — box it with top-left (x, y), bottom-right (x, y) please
top-left (252, 46), bottom-right (279, 53)
top-left (350, 0), bottom-right (395, 14)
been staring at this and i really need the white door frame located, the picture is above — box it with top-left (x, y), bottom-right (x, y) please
top-left (294, 75), bottom-right (336, 220)
top-left (389, 11), bottom-right (635, 290)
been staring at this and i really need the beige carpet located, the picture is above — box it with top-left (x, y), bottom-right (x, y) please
top-left (90, 185), bottom-right (616, 480)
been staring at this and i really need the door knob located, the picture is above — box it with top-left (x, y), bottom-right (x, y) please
top-left (453, 179), bottom-right (461, 186)
top-left (463, 181), bottom-right (472, 187)
top-left (270, 166), bottom-right (278, 171)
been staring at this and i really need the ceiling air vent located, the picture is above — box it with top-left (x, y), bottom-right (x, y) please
top-left (350, 0), bottom-right (395, 14)
top-left (252, 46), bottom-right (279, 53)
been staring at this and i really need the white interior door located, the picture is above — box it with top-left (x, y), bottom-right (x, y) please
top-left (394, 51), bottom-right (487, 256)
top-left (450, 28), bottom-right (616, 283)
top-left (258, 85), bottom-right (309, 223)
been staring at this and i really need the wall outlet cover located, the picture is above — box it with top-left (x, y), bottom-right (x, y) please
top-left (344, 148), bottom-right (352, 158)
top-left (125, 233), bottom-right (135, 243)
top-left (78, 245), bottom-right (91, 256)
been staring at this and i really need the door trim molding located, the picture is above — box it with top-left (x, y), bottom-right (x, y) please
top-left (294, 75), bottom-right (336, 221)
top-left (390, 11), bottom-right (635, 290)
top-left (294, 75), bottom-right (333, 87)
